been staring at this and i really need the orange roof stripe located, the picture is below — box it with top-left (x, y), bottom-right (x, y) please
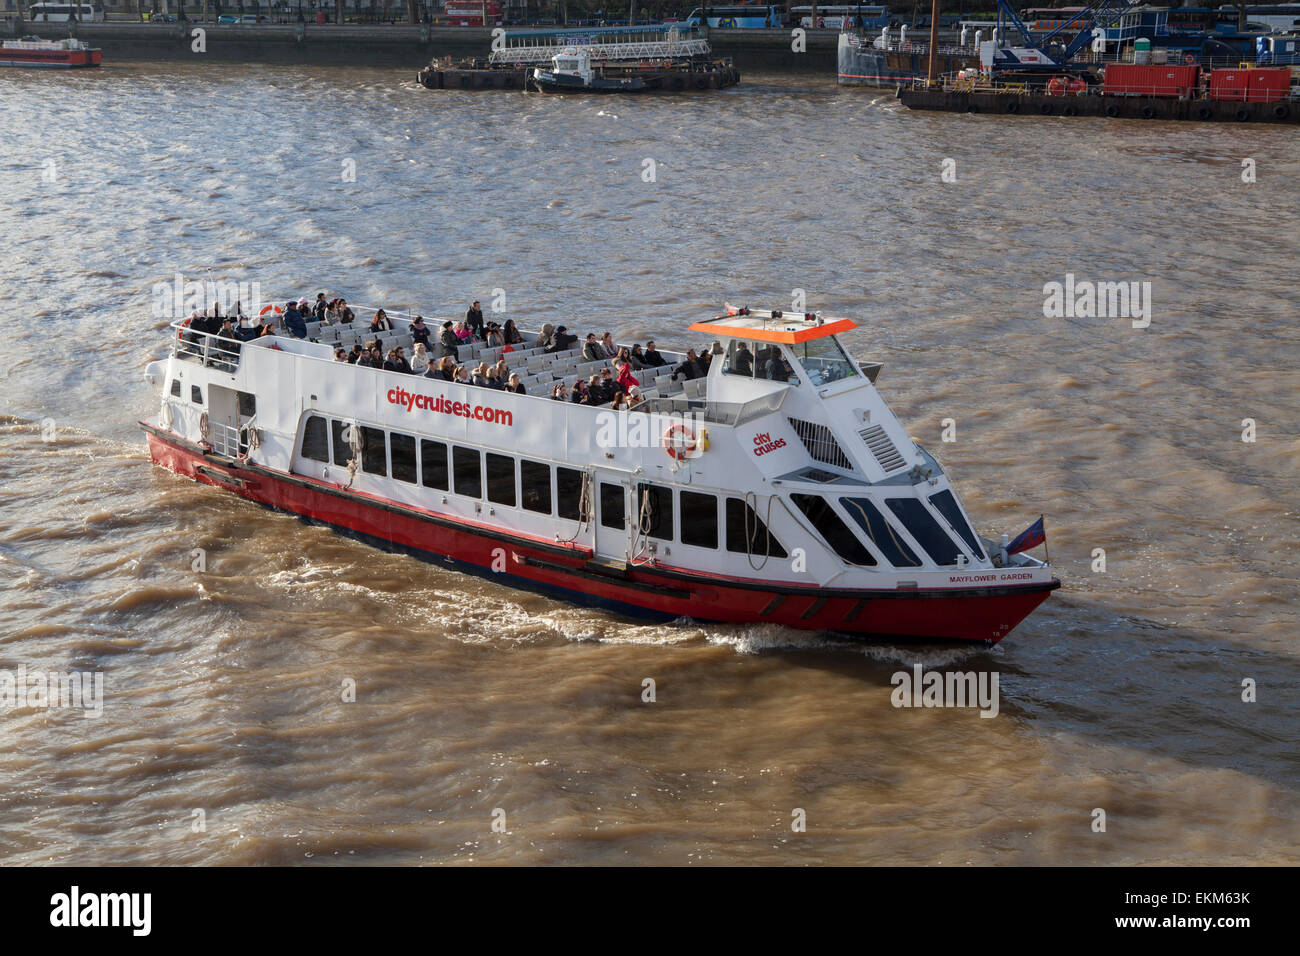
top-left (687, 317), bottom-right (858, 345)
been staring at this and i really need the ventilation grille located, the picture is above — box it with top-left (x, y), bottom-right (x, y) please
top-left (788, 417), bottom-right (853, 470)
top-left (859, 424), bottom-right (906, 473)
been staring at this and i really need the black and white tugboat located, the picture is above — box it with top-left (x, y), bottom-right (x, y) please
top-left (528, 49), bottom-right (648, 93)
top-left (141, 300), bottom-right (1059, 644)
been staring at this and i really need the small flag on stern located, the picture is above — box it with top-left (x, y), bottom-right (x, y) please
top-left (1007, 516), bottom-right (1046, 555)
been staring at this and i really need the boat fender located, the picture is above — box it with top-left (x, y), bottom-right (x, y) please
top-left (672, 76), bottom-right (685, 90)
top-left (1105, 103), bottom-right (1120, 117)
top-left (177, 316), bottom-right (191, 341)
top-left (695, 77), bottom-right (708, 90)
top-left (1039, 102), bottom-right (1052, 115)
top-left (1235, 106), bottom-right (1249, 122)
top-left (1196, 105), bottom-right (1212, 120)
top-left (199, 412), bottom-right (211, 445)
top-left (1273, 103), bottom-right (1289, 120)
top-left (160, 402), bottom-right (173, 430)
top-left (1062, 104), bottom-right (1077, 117)
top-left (1005, 99), bottom-right (1019, 113)
top-left (663, 424), bottom-right (697, 461)
top-left (1140, 104), bottom-right (1156, 119)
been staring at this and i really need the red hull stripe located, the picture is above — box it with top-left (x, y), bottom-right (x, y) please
top-left (141, 423), bottom-right (1057, 642)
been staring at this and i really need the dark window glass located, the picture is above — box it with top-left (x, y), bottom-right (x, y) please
top-left (390, 433), bottom-right (417, 484)
top-left (521, 460), bottom-right (552, 514)
top-left (486, 453), bottom-right (516, 507)
top-left (191, 385), bottom-right (203, 405)
top-left (237, 392), bottom-right (256, 418)
top-left (420, 440), bottom-right (448, 490)
top-left (557, 467), bottom-right (587, 521)
top-left (929, 490), bottom-right (985, 559)
top-left (600, 482), bottom-right (625, 530)
top-left (360, 426), bottom-right (387, 475)
top-left (839, 497), bottom-right (921, 567)
top-left (170, 379), bottom-right (181, 397)
top-left (637, 484), bottom-right (674, 541)
top-left (725, 498), bottom-right (788, 558)
top-left (886, 498), bottom-right (962, 566)
top-left (453, 446), bottom-right (481, 498)
top-left (791, 494), bottom-right (876, 566)
top-left (680, 491), bottom-right (719, 549)
top-left (331, 420), bottom-right (351, 466)
top-left (301, 415), bottom-right (330, 463)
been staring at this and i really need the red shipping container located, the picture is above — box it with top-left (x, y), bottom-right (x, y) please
top-left (1210, 70), bottom-right (1250, 101)
top-left (1104, 63), bottom-right (1199, 98)
top-left (1248, 68), bottom-right (1290, 103)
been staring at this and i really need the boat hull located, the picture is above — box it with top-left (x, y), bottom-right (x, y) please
top-left (142, 424), bottom-right (1059, 644)
top-left (0, 49), bottom-right (102, 68)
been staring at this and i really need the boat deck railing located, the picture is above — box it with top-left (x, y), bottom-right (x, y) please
top-left (172, 320), bottom-right (243, 372)
top-left (488, 25), bottom-right (708, 65)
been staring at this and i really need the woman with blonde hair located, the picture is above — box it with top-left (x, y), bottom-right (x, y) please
top-left (409, 342), bottom-right (430, 375)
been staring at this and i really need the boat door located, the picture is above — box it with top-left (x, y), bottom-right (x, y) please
top-left (592, 468), bottom-right (633, 564)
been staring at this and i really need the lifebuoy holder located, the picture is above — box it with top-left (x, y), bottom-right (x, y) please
top-left (663, 424), bottom-right (697, 461)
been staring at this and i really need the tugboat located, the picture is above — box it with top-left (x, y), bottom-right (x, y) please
top-left (528, 49), bottom-right (648, 93)
top-left (141, 301), bottom-right (1060, 645)
top-left (0, 35), bottom-right (102, 69)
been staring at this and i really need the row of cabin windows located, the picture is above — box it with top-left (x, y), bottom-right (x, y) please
top-left (167, 382), bottom-right (255, 417)
top-left (792, 491), bottom-right (984, 569)
top-left (299, 415), bottom-right (787, 555)
top-left (170, 379), bottom-right (203, 405)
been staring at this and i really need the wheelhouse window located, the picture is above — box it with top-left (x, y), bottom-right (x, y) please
top-left (360, 427), bottom-right (387, 475)
top-left (521, 460), bottom-right (552, 515)
top-left (390, 433), bottom-right (417, 484)
top-left (792, 335), bottom-right (857, 387)
top-left (680, 491), bottom-right (718, 549)
top-left (421, 440), bottom-right (448, 490)
top-left (637, 484), bottom-right (674, 542)
top-left (791, 494), bottom-right (876, 566)
top-left (331, 420), bottom-right (351, 466)
top-left (753, 345), bottom-right (798, 385)
top-left (301, 415), bottom-right (330, 463)
top-left (839, 497), bottom-right (921, 568)
top-left (600, 482), bottom-right (625, 530)
top-left (886, 498), bottom-right (962, 566)
top-left (928, 490), bottom-right (985, 559)
top-left (725, 497), bottom-right (788, 558)
top-left (722, 340), bottom-right (757, 378)
top-left (486, 453), bottom-right (517, 507)
top-left (557, 468), bottom-right (587, 522)
top-left (453, 446), bottom-right (482, 498)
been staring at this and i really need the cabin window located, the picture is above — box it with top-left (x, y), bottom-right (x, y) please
top-left (722, 340), bottom-right (756, 378)
top-left (791, 494), bottom-right (876, 566)
top-left (521, 460), bottom-right (552, 515)
top-left (725, 497), bottom-right (788, 558)
top-left (752, 345), bottom-right (798, 385)
top-left (390, 433), bottom-right (417, 484)
top-left (360, 427), bottom-right (387, 475)
top-left (839, 497), bottom-right (921, 568)
top-left (331, 420), bottom-right (352, 466)
top-left (237, 391), bottom-right (256, 418)
top-left (600, 482), bottom-right (625, 530)
top-left (453, 447), bottom-right (482, 498)
top-left (486, 453), bottom-right (517, 508)
top-left (637, 484), bottom-right (674, 542)
top-left (680, 491), bottom-right (718, 549)
top-left (169, 379), bottom-right (181, 397)
top-left (301, 415), bottom-right (330, 463)
top-left (791, 336), bottom-right (857, 387)
top-left (420, 440), bottom-right (448, 490)
top-left (928, 490), bottom-right (984, 559)
top-left (557, 467), bottom-right (587, 522)
top-left (191, 385), bottom-right (203, 405)
top-left (886, 499), bottom-right (962, 566)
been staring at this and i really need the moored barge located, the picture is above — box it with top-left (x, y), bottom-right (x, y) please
top-left (142, 301), bottom-right (1058, 644)
top-left (0, 35), bottom-right (102, 69)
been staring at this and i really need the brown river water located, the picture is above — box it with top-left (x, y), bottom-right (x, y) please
top-left (1, 62), bottom-right (1298, 866)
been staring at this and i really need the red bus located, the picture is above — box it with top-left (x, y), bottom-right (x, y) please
top-left (441, 1), bottom-right (504, 26)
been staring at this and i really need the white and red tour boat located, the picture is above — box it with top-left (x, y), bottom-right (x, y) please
top-left (0, 36), bottom-right (102, 69)
top-left (141, 301), bottom-right (1059, 644)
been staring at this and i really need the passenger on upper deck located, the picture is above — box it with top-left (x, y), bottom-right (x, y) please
top-left (313, 293), bottom-right (328, 319)
top-left (582, 334), bottom-right (604, 362)
top-left (454, 320), bottom-right (472, 343)
top-left (472, 363), bottom-right (489, 387)
top-left (600, 332), bottom-right (618, 359)
top-left (611, 391), bottom-right (627, 411)
top-left (284, 302), bottom-right (308, 339)
top-left (410, 342), bottom-right (430, 374)
top-left (554, 325), bottom-right (578, 352)
top-left (466, 301), bottom-right (485, 340)
top-left (486, 368), bottom-right (504, 390)
top-left (627, 345), bottom-right (644, 370)
top-left (493, 358), bottom-right (509, 383)
top-left (674, 348), bottom-right (703, 380)
top-left (535, 323), bottom-right (556, 352)
top-left (614, 357), bottom-right (639, 393)
top-left (485, 324), bottom-right (504, 349)
top-left (627, 386), bottom-right (644, 409)
top-left (410, 315), bottom-right (431, 348)
top-left (570, 379), bottom-right (589, 404)
top-left (589, 373), bottom-right (606, 405)
top-left (387, 347), bottom-right (413, 375)
top-left (454, 365), bottom-right (470, 385)
top-left (370, 310), bottom-right (394, 334)
top-left (507, 373), bottom-right (525, 395)
top-left (428, 356), bottom-right (455, 381)
top-left (503, 320), bottom-right (523, 346)
top-left (334, 347), bottom-right (348, 363)
top-left (551, 382), bottom-right (567, 401)
top-left (347, 343), bottom-right (363, 364)
top-left (439, 321), bottom-right (460, 359)
top-left (642, 340), bottom-right (666, 367)
top-left (336, 299), bottom-right (355, 324)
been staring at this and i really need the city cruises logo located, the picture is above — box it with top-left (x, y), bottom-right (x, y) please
top-left (386, 384), bottom-right (514, 426)
top-left (151, 273), bottom-right (263, 319)
top-left (1042, 273), bottom-right (1152, 328)
top-left (0, 665), bottom-right (104, 719)
top-left (890, 664), bottom-right (999, 718)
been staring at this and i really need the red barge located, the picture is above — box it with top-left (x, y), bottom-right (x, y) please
top-left (0, 36), bottom-right (102, 69)
top-left (142, 301), bottom-right (1060, 645)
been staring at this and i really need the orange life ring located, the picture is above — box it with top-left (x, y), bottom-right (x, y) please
top-left (259, 304), bottom-right (282, 319)
top-left (178, 317), bottom-right (191, 341)
top-left (663, 424), bottom-right (697, 461)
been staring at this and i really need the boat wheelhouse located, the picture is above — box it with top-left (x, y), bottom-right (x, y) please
top-left (141, 301), bottom-right (1059, 644)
